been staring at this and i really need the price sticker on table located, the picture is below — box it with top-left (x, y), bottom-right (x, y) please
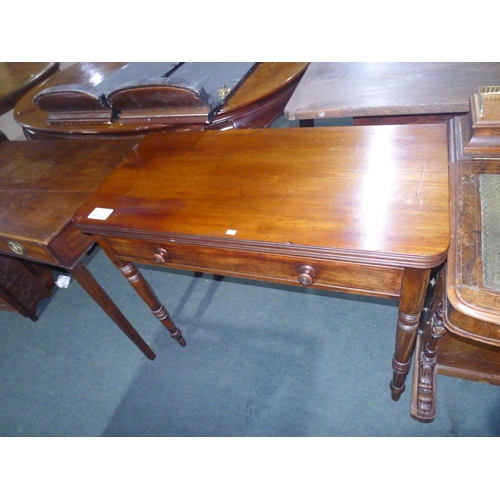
top-left (88, 207), bottom-right (114, 220)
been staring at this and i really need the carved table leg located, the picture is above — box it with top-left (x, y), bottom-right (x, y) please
top-left (411, 303), bottom-right (445, 422)
top-left (69, 261), bottom-right (156, 360)
top-left (390, 268), bottom-right (431, 401)
top-left (96, 236), bottom-right (185, 347)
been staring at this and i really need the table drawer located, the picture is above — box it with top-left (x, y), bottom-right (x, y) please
top-left (104, 236), bottom-right (403, 298)
top-left (0, 237), bottom-right (57, 265)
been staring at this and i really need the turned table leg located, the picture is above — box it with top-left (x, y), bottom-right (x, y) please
top-left (118, 261), bottom-right (186, 346)
top-left (96, 236), bottom-right (185, 347)
top-left (69, 260), bottom-right (156, 360)
top-left (390, 268), bottom-right (431, 401)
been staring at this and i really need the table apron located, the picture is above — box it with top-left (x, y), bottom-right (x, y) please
top-left (0, 224), bottom-right (95, 268)
top-left (103, 236), bottom-right (404, 299)
top-left (0, 237), bottom-right (58, 265)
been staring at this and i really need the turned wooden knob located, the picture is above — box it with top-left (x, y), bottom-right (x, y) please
top-left (153, 248), bottom-right (169, 264)
top-left (298, 265), bottom-right (316, 286)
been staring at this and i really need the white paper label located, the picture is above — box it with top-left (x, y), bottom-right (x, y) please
top-left (225, 229), bottom-right (237, 235)
top-left (55, 275), bottom-right (72, 288)
top-left (88, 208), bottom-right (114, 220)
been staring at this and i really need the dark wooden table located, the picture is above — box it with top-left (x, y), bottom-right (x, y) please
top-left (74, 125), bottom-right (450, 402)
top-left (411, 91), bottom-right (500, 422)
top-left (0, 62), bottom-right (59, 116)
top-left (0, 139), bottom-right (156, 359)
top-left (285, 62), bottom-right (500, 125)
top-left (14, 62), bottom-right (308, 140)
top-left (0, 63), bottom-right (60, 315)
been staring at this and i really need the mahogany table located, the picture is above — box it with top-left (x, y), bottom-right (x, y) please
top-left (0, 63), bottom-right (59, 316)
top-left (74, 125), bottom-right (450, 401)
top-left (0, 139), bottom-right (155, 359)
top-left (284, 62), bottom-right (500, 126)
top-left (0, 62), bottom-right (59, 116)
top-left (14, 62), bottom-right (308, 140)
top-left (411, 92), bottom-right (500, 422)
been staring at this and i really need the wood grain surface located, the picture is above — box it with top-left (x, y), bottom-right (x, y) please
top-left (285, 62), bottom-right (500, 120)
top-left (74, 125), bottom-right (450, 269)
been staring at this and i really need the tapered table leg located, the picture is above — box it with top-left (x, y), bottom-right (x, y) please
top-left (69, 261), bottom-right (156, 360)
top-left (390, 268), bottom-right (431, 401)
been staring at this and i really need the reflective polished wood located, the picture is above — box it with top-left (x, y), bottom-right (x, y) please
top-left (0, 62), bottom-right (59, 115)
top-left (14, 62), bottom-right (308, 139)
top-left (0, 63), bottom-right (59, 316)
top-left (74, 125), bottom-right (450, 402)
top-left (285, 62), bottom-right (500, 125)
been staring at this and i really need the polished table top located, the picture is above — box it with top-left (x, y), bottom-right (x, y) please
top-left (0, 138), bottom-right (155, 358)
top-left (0, 62), bottom-right (59, 115)
top-left (14, 62), bottom-right (308, 139)
top-left (0, 139), bottom-right (137, 248)
top-left (74, 125), bottom-right (449, 270)
top-left (73, 124), bottom-right (450, 401)
top-left (284, 62), bottom-right (500, 122)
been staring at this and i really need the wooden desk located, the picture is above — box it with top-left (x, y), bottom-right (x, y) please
top-left (0, 139), bottom-right (156, 359)
top-left (74, 125), bottom-right (450, 401)
top-left (14, 62), bottom-right (308, 140)
top-left (411, 98), bottom-right (500, 422)
top-left (285, 62), bottom-right (500, 125)
top-left (0, 62), bottom-right (59, 116)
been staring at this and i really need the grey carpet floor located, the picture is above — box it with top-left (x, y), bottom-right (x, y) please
top-left (1, 245), bottom-right (499, 436)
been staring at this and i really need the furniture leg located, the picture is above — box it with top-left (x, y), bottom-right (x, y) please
top-left (117, 261), bottom-right (186, 347)
top-left (299, 119), bottom-right (315, 127)
top-left (95, 236), bottom-right (185, 347)
top-left (411, 302), bottom-right (445, 422)
top-left (390, 268), bottom-right (431, 401)
top-left (69, 260), bottom-right (156, 360)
